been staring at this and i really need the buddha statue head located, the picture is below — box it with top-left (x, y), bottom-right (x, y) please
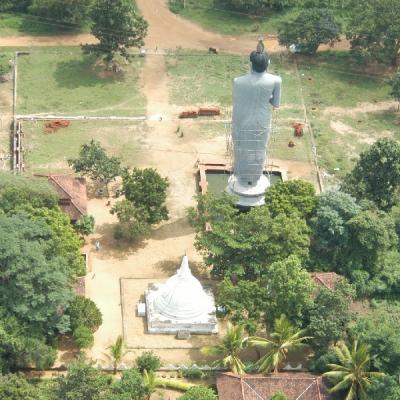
top-left (250, 39), bottom-right (270, 73)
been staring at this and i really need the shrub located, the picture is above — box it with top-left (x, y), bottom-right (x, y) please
top-left (271, 392), bottom-right (289, 400)
top-left (180, 366), bottom-right (205, 379)
top-left (177, 385), bottom-right (217, 400)
top-left (136, 351), bottom-right (161, 372)
top-left (67, 296), bottom-right (102, 332)
top-left (73, 326), bottom-right (94, 349)
top-left (0, 55), bottom-right (11, 77)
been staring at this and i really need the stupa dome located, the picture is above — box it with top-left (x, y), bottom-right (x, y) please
top-left (153, 256), bottom-right (213, 320)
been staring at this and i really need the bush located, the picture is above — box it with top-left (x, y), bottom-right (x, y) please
top-left (271, 392), bottom-right (289, 400)
top-left (136, 351), bottom-right (161, 372)
top-left (67, 296), bottom-right (102, 332)
top-left (180, 366), bottom-right (205, 380)
top-left (177, 385), bottom-right (217, 400)
top-left (73, 326), bottom-right (94, 349)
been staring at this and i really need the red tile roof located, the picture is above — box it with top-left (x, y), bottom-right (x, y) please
top-left (310, 272), bottom-right (340, 290)
top-left (47, 175), bottom-right (87, 221)
top-left (217, 372), bottom-right (331, 400)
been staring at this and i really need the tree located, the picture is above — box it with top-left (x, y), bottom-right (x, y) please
top-left (346, 0), bottom-right (400, 66)
top-left (105, 335), bottom-right (126, 374)
top-left (114, 368), bottom-right (147, 400)
top-left (54, 360), bottom-right (112, 400)
top-left (0, 0), bottom-right (31, 12)
top-left (262, 256), bottom-right (315, 326)
top-left (307, 279), bottom-right (354, 350)
top-left (31, 207), bottom-right (86, 277)
top-left (73, 326), bottom-right (94, 350)
top-left (217, 278), bottom-right (268, 334)
top-left (0, 374), bottom-right (39, 400)
top-left (342, 139), bottom-right (400, 210)
top-left (189, 194), bottom-right (310, 279)
top-left (122, 168), bottom-right (169, 225)
top-left (350, 301), bottom-right (400, 376)
top-left (248, 315), bottom-right (311, 373)
top-left (0, 212), bottom-right (74, 335)
top-left (311, 190), bottom-right (361, 266)
top-left (390, 69), bottom-right (400, 111)
top-left (323, 340), bottom-right (384, 400)
top-left (201, 323), bottom-right (247, 374)
top-left (68, 140), bottom-right (122, 189)
top-left (83, 0), bottom-right (148, 63)
top-left (278, 9), bottom-right (341, 55)
top-left (75, 214), bottom-right (95, 237)
top-left (264, 180), bottom-right (316, 220)
top-left (367, 376), bottom-right (400, 400)
top-left (213, 0), bottom-right (296, 14)
top-left (67, 296), bottom-right (102, 333)
top-left (136, 351), bottom-right (161, 373)
top-left (29, 0), bottom-right (93, 26)
top-left (0, 172), bottom-right (58, 213)
top-left (110, 200), bottom-right (151, 242)
top-left (177, 386), bottom-right (217, 400)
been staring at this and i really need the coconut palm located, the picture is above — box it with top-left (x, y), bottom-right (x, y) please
top-left (104, 335), bottom-right (126, 374)
top-left (323, 340), bottom-right (384, 400)
top-left (201, 322), bottom-right (247, 374)
top-left (248, 314), bottom-right (311, 373)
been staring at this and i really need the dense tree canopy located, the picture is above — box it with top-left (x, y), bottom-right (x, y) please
top-left (346, 0), bottom-right (400, 66)
top-left (307, 279), bottom-right (354, 350)
top-left (29, 0), bottom-right (93, 26)
top-left (278, 9), bottom-right (341, 55)
top-left (0, 374), bottom-right (40, 400)
top-left (189, 194), bottom-right (310, 279)
top-left (0, 212), bottom-right (74, 335)
top-left (264, 180), bottom-right (316, 220)
top-left (67, 296), bottom-right (102, 333)
top-left (342, 139), bottom-right (400, 211)
top-left (83, 0), bottom-right (148, 62)
top-left (214, 0), bottom-right (297, 13)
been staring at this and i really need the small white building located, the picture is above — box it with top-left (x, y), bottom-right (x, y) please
top-left (145, 256), bottom-right (218, 334)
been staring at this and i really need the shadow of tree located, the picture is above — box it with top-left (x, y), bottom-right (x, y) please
top-left (54, 56), bottom-right (124, 89)
top-left (90, 222), bottom-right (148, 260)
top-left (152, 217), bottom-right (195, 241)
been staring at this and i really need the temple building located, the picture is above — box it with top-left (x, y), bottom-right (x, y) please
top-left (145, 256), bottom-right (218, 334)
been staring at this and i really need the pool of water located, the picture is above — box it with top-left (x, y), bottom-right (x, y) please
top-left (205, 170), bottom-right (282, 196)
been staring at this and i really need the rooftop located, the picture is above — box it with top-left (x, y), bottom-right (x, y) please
top-left (217, 372), bottom-right (332, 400)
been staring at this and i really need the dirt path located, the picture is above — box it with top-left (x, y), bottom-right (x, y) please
top-left (0, 0), bottom-right (350, 53)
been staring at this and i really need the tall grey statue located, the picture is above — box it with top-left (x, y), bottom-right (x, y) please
top-left (227, 41), bottom-right (282, 207)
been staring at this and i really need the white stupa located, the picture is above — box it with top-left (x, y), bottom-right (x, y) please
top-left (145, 256), bottom-right (218, 334)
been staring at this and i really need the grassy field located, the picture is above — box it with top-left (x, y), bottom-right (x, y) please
top-left (23, 120), bottom-right (149, 173)
top-left (0, 13), bottom-right (87, 36)
top-left (17, 47), bottom-right (146, 116)
top-left (166, 50), bottom-right (398, 176)
top-left (169, 0), bottom-right (350, 36)
top-left (169, 0), bottom-right (298, 35)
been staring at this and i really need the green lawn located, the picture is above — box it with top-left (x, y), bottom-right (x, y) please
top-left (166, 50), bottom-right (398, 175)
top-left (169, 0), bottom-right (298, 35)
top-left (168, 0), bottom-right (350, 36)
top-left (24, 120), bottom-right (148, 173)
top-left (17, 47), bottom-right (145, 116)
top-left (0, 13), bottom-right (87, 36)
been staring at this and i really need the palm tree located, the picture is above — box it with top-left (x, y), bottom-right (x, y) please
top-left (201, 322), bottom-right (247, 374)
top-left (323, 340), bottom-right (384, 400)
top-left (104, 335), bottom-right (126, 374)
top-left (143, 370), bottom-right (158, 400)
top-left (248, 314), bottom-right (311, 373)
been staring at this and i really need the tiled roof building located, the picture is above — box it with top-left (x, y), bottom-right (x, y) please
top-left (217, 372), bottom-right (332, 400)
top-left (47, 175), bottom-right (87, 221)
